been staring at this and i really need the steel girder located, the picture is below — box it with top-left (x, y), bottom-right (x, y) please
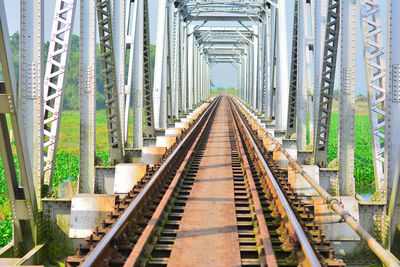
top-left (113, 0), bottom-right (126, 142)
top-left (286, 0), bottom-right (299, 139)
top-left (79, 0), bottom-right (97, 193)
top-left (313, 0), bottom-right (327, 141)
top-left (124, 0), bottom-right (137, 142)
top-left (338, 0), bottom-right (356, 196)
top-left (387, 0), bottom-right (400, 254)
top-left (19, 0), bottom-right (44, 208)
top-left (274, 0), bottom-right (290, 130)
top-left (358, 0), bottom-right (386, 203)
top-left (0, 1), bottom-right (38, 255)
top-left (96, 0), bottom-right (124, 164)
top-left (296, 0), bottom-right (310, 150)
top-left (143, 0), bottom-right (155, 138)
top-left (42, 0), bottom-right (76, 189)
top-left (153, 0), bottom-right (169, 129)
top-left (313, 0), bottom-right (340, 167)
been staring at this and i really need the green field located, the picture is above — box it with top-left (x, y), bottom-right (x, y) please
top-left (0, 105), bottom-right (374, 247)
top-left (0, 109), bottom-right (121, 246)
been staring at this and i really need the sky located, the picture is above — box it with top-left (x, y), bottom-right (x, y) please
top-left (2, 0), bottom-right (390, 94)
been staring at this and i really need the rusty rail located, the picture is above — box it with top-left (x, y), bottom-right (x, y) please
top-left (80, 96), bottom-right (221, 266)
top-left (229, 103), bottom-right (278, 267)
top-left (122, 94), bottom-right (219, 266)
top-left (232, 97), bottom-right (400, 267)
top-left (229, 97), bottom-right (322, 266)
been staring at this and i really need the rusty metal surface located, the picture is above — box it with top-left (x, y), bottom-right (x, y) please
top-left (167, 97), bottom-right (242, 267)
top-left (230, 104), bottom-right (278, 267)
top-left (123, 94), bottom-right (219, 266)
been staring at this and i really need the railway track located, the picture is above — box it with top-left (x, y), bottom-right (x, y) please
top-left (66, 95), bottom-right (345, 266)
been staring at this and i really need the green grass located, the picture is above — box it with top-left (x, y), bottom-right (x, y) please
top-left (327, 112), bottom-right (374, 185)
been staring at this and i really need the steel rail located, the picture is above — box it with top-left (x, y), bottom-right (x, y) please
top-left (123, 94), bottom-right (219, 266)
top-left (229, 102), bottom-right (278, 267)
top-left (81, 96), bottom-right (220, 266)
top-left (229, 97), bottom-right (322, 266)
top-left (233, 97), bottom-right (400, 267)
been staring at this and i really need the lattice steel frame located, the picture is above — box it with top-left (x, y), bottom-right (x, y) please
top-left (286, 0), bottom-right (299, 138)
top-left (96, 0), bottom-right (124, 163)
top-left (42, 0), bottom-right (76, 186)
top-left (143, 0), bottom-right (155, 137)
top-left (313, 0), bottom-right (340, 167)
top-left (359, 0), bottom-right (386, 201)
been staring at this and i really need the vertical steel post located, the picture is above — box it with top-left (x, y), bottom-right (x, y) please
top-left (297, 0), bottom-right (309, 150)
top-left (0, 1), bottom-right (38, 254)
top-left (338, 0), bottom-right (356, 196)
top-left (187, 25), bottom-right (194, 110)
top-left (124, 0), bottom-right (137, 142)
top-left (132, 0), bottom-right (145, 148)
top-left (313, 0), bottom-right (340, 167)
top-left (172, 7), bottom-right (181, 117)
top-left (79, 0), bottom-right (96, 193)
top-left (264, 7), bottom-right (273, 119)
top-left (181, 21), bottom-right (187, 113)
top-left (275, 0), bottom-right (289, 130)
top-left (387, 0), bottom-right (400, 251)
top-left (97, 0), bottom-right (124, 164)
top-left (359, 0), bottom-right (386, 202)
top-left (258, 21), bottom-right (264, 112)
top-left (313, 0), bottom-right (327, 139)
top-left (286, 0), bottom-right (299, 139)
top-left (113, 0), bottom-right (125, 141)
top-left (143, 0), bottom-right (155, 138)
top-left (153, 0), bottom-right (168, 129)
top-left (252, 25), bottom-right (259, 111)
top-left (19, 0), bottom-right (44, 206)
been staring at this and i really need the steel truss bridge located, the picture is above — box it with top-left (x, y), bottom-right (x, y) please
top-left (0, 0), bottom-right (399, 266)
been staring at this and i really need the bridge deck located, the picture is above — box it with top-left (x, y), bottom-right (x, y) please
top-left (168, 97), bottom-right (241, 267)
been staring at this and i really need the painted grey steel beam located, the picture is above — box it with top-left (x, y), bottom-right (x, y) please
top-left (296, 0), bottom-right (308, 150)
top-left (0, 0), bottom-right (38, 255)
top-left (171, 7), bottom-right (180, 118)
top-left (286, 0), bottom-right (298, 139)
top-left (132, 0), bottom-right (145, 148)
top-left (313, 0), bottom-right (327, 141)
top-left (42, 0), bottom-right (77, 187)
top-left (186, 15), bottom-right (259, 21)
top-left (187, 25), bottom-right (195, 110)
top-left (143, 0), bottom-right (155, 138)
top-left (113, 0), bottom-right (126, 142)
top-left (181, 21), bottom-right (187, 113)
top-left (313, 0), bottom-right (340, 167)
top-left (79, 0), bottom-right (96, 193)
top-left (387, 0), bottom-right (400, 252)
top-left (197, 26), bottom-right (256, 32)
top-left (275, 0), bottom-right (289, 130)
top-left (19, 0), bottom-right (44, 207)
top-left (359, 0), bottom-right (386, 202)
top-left (124, 0), bottom-right (137, 142)
top-left (97, 0), bottom-right (124, 164)
top-left (264, 6), bottom-right (273, 119)
top-left (153, 0), bottom-right (168, 129)
top-left (338, 0), bottom-right (356, 196)
top-left (252, 25), bottom-right (259, 110)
